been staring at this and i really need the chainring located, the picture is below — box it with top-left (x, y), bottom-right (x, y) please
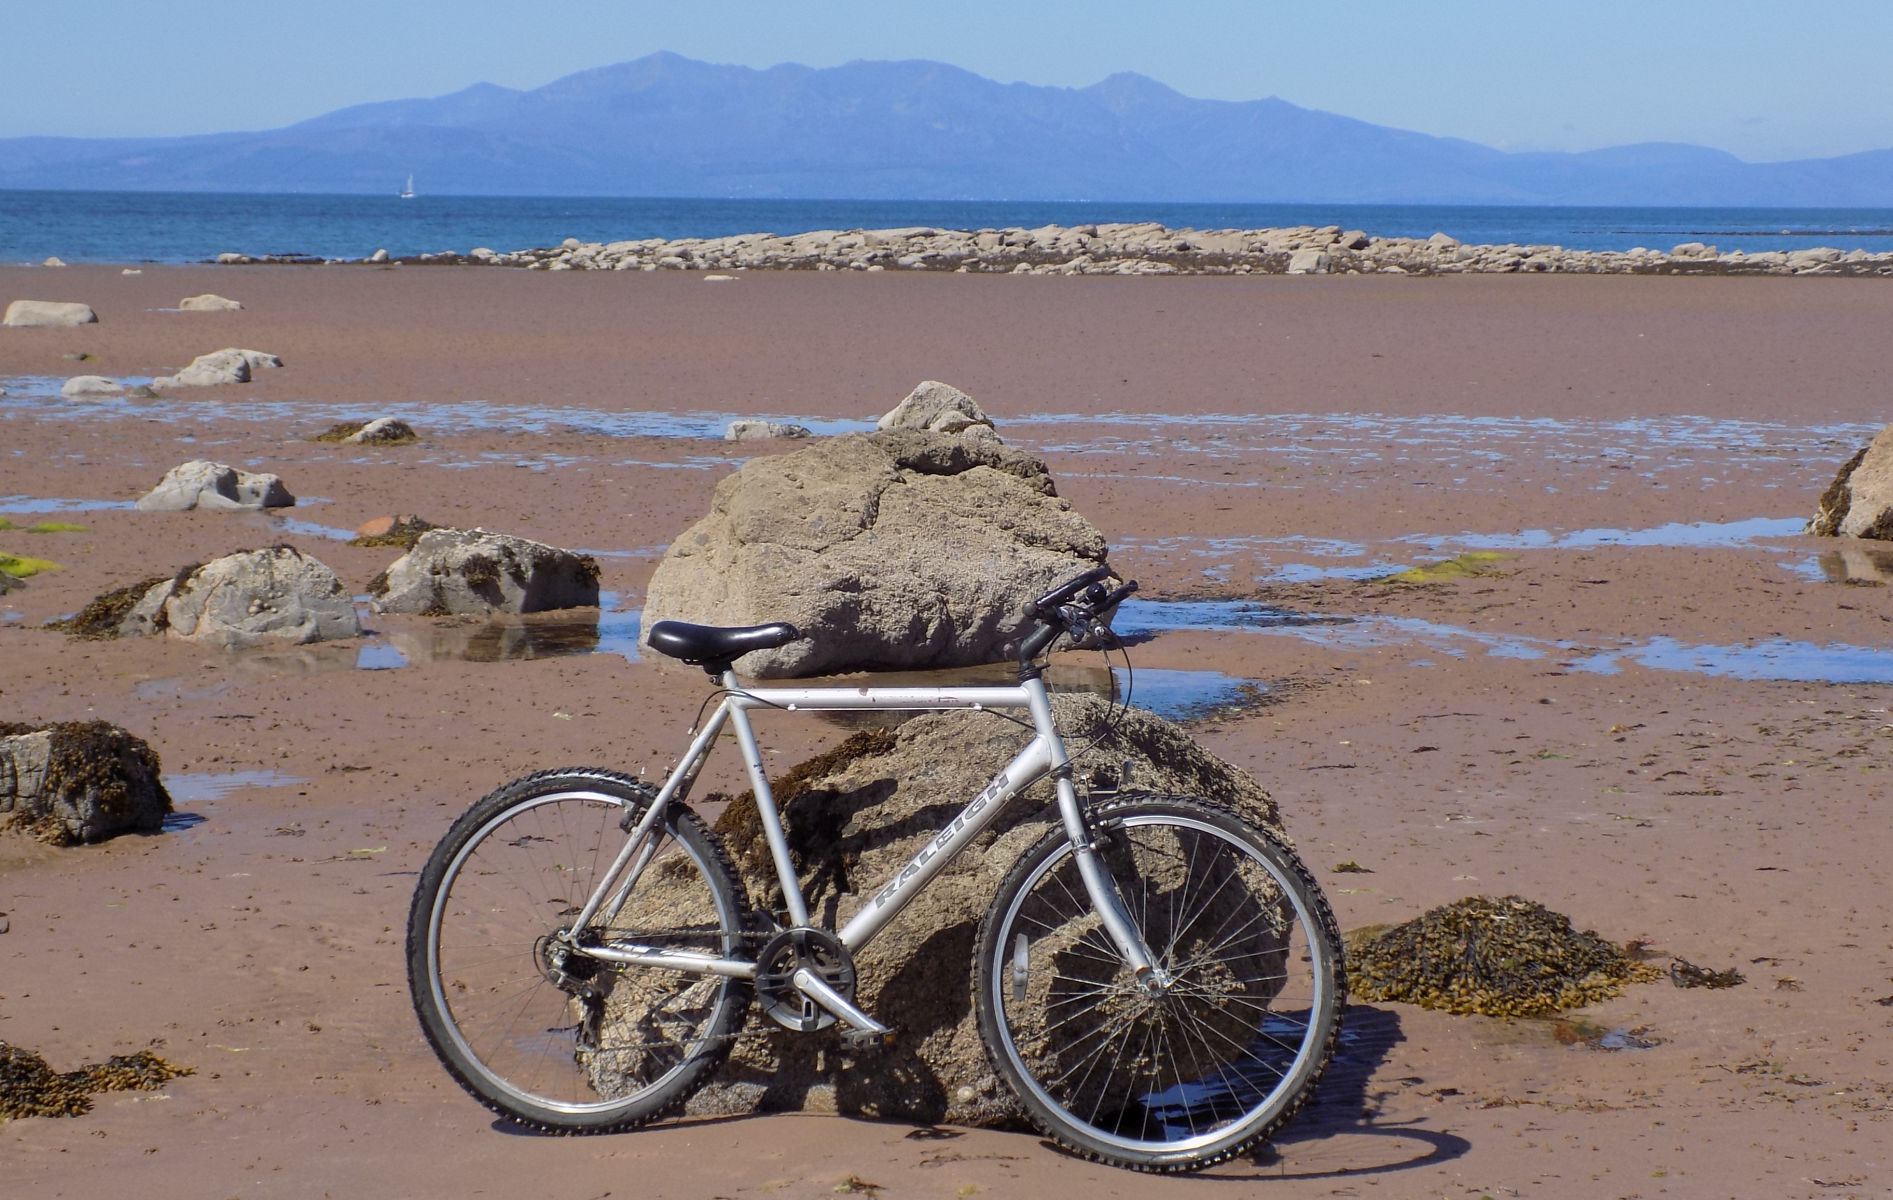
top-left (754, 927), bottom-right (857, 1032)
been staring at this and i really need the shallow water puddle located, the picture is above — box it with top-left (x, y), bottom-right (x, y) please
top-left (360, 596), bottom-right (642, 669)
top-left (1406, 515), bottom-right (1808, 553)
top-left (165, 769), bottom-right (306, 804)
top-left (1115, 597), bottom-right (1351, 637)
top-left (1128, 597), bottom-right (1893, 684)
top-left (163, 769), bottom-right (305, 832)
top-left (0, 495), bottom-right (136, 514)
top-left (1114, 666), bottom-right (1266, 722)
top-left (1569, 637), bottom-right (1893, 684)
top-left (1122, 517), bottom-right (1818, 585)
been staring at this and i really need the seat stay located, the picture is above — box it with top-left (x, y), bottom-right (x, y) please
top-left (563, 703), bottom-right (731, 937)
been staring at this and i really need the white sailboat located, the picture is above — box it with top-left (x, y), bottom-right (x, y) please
top-left (400, 173), bottom-right (416, 200)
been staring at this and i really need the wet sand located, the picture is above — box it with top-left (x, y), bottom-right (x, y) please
top-left (3, 265), bottom-right (1891, 1199)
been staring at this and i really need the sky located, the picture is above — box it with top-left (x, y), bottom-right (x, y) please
top-left (7, 0), bottom-right (1893, 162)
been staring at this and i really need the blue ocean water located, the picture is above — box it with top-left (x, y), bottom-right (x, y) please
top-left (5, 190), bottom-right (1893, 264)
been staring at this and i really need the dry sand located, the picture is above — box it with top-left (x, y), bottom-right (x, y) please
top-left (2, 265), bottom-right (1890, 1198)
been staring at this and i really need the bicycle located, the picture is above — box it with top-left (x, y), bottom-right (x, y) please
top-left (406, 565), bottom-right (1345, 1172)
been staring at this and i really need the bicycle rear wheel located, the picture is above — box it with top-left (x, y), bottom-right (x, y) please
top-left (407, 769), bottom-right (752, 1132)
top-left (974, 794), bottom-right (1344, 1171)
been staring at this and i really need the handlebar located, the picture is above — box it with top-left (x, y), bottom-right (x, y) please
top-left (1016, 566), bottom-right (1138, 667)
top-left (1025, 564), bottom-right (1117, 619)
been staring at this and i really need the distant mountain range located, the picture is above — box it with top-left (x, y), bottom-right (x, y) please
top-left (4, 52), bottom-right (1892, 206)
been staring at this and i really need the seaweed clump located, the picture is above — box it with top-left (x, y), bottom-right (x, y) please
top-left (312, 419), bottom-right (418, 445)
top-left (45, 576), bottom-right (167, 640)
top-left (0, 553), bottom-right (62, 580)
top-left (1388, 551), bottom-right (1512, 585)
top-left (1348, 895), bottom-right (1661, 1017)
top-left (349, 515), bottom-right (437, 549)
top-left (0, 1041), bottom-right (193, 1120)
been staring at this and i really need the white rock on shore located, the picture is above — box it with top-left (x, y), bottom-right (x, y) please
top-left (60, 375), bottom-right (121, 398)
top-left (154, 347), bottom-right (282, 388)
top-left (179, 293), bottom-right (244, 312)
top-left (136, 460), bottom-right (295, 512)
top-left (3, 300), bottom-right (98, 327)
top-left (725, 419), bottom-right (811, 442)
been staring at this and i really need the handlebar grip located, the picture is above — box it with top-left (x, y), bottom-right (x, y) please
top-left (1026, 565), bottom-right (1117, 618)
top-left (1096, 580), bottom-right (1139, 613)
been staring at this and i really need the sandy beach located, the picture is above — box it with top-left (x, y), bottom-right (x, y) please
top-left (3, 264), bottom-right (1890, 1199)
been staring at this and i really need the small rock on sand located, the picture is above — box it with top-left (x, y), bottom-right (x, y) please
top-left (876, 379), bottom-right (995, 436)
top-left (40, 257), bottom-right (66, 268)
top-left (59, 376), bottom-right (120, 398)
top-left (0, 720), bottom-right (171, 844)
top-left (724, 419), bottom-right (811, 442)
top-left (120, 547), bottom-right (360, 648)
top-left (153, 347), bottom-right (282, 388)
top-left (136, 460), bottom-right (294, 512)
top-left (179, 294), bottom-right (243, 312)
top-left (3, 300), bottom-right (97, 328)
top-left (370, 528), bottom-right (600, 616)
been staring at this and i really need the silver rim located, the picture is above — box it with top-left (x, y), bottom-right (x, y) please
top-left (425, 791), bottom-right (739, 1116)
top-left (989, 812), bottom-right (1334, 1157)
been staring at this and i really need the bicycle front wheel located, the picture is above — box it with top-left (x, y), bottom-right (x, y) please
top-left (407, 768), bottom-right (753, 1133)
top-left (974, 795), bottom-right (1344, 1171)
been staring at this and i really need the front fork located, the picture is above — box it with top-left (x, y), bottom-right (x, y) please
top-left (1056, 772), bottom-right (1169, 992)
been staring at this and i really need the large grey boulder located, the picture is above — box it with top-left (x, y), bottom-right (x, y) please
top-left (589, 696), bottom-right (1284, 1125)
top-left (643, 430), bottom-right (1107, 676)
top-left (60, 375), bottom-right (120, 398)
top-left (369, 528), bottom-right (601, 616)
top-left (1809, 424), bottom-right (1893, 539)
top-left (153, 347), bottom-right (282, 388)
top-left (0, 721), bottom-right (170, 845)
top-left (3, 300), bottom-right (97, 328)
top-left (119, 547), bottom-right (360, 648)
top-left (136, 460), bottom-right (294, 512)
top-left (876, 380), bottom-right (994, 435)
top-left (178, 293), bottom-right (243, 312)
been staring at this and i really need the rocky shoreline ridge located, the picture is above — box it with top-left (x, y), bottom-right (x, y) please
top-left (208, 222), bottom-right (1893, 276)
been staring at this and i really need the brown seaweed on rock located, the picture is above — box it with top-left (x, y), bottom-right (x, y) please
top-left (0, 720), bottom-right (171, 844)
top-left (45, 576), bottom-right (167, 640)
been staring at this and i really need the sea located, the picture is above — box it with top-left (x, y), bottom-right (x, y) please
top-left (5, 190), bottom-right (1893, 264)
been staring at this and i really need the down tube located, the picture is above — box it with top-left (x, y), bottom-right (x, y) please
top-left (837, 736), bottom-right (1054, 953)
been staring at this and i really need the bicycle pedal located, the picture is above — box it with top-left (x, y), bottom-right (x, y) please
top-left (840, 1026), bottom-right (898, 1051)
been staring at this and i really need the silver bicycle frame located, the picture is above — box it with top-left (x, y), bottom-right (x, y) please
top-left (572, 669), bottom-right (1157, 986)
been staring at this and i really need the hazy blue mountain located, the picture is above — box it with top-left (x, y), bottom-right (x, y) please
top-left (4, 52), bottom-right (1891, 206)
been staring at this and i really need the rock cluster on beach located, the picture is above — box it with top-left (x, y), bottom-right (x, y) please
top-left (208, 224), bottom-right (1893, 277)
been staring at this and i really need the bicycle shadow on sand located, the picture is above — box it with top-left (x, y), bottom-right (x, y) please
top-left (1190, 1003), bottom-right (1471, 1182)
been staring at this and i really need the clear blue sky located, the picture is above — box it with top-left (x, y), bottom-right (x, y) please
top-left (8, 0), bottom-right (1892, 162)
